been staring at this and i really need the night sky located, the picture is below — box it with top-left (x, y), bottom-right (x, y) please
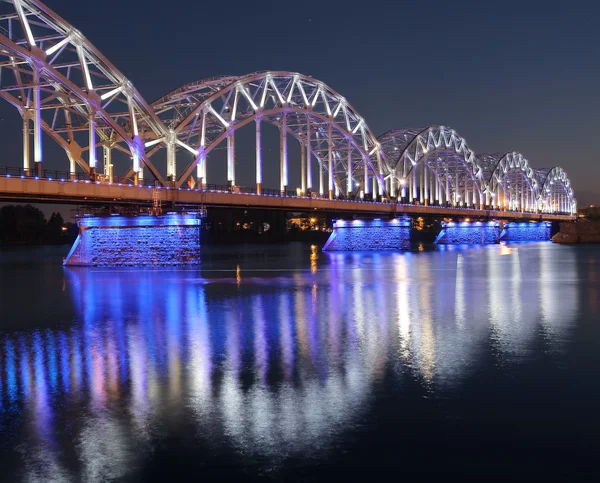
top-left (1, 0), bottom-right (599, 206)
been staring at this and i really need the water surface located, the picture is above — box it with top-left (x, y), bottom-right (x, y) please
top-left (0, 242), bottom-right (599, 481)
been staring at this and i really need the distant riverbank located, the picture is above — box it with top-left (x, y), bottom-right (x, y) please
top-left (552, 220), bottom-right (600, 244)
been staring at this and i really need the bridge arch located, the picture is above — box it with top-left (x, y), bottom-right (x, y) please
top-left (142, 71), bottom-right (386, 197)
top-left (0, 0), bottom-right (168, 184)
top-left (476, 152), bottom-right (540, 211)
top-left (377, 126), bottom-right (484, 206)
top-left (536, 167), bottom-right (576, 214)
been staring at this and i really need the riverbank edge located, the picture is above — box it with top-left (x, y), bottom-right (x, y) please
top-left (552, 220), bottom-right (600, 244)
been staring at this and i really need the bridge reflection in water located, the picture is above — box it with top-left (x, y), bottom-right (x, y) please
top-left (0, 244), bottom-right (581, 479)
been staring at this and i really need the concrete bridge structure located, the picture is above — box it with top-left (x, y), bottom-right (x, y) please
top-left (0, 173), bottom-right (575, 222)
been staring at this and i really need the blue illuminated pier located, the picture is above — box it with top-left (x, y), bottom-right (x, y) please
top-left (435, 220), bottom-right (552, 245)
top-left (435, 221), bottom-right (501, 245)
top-left (499, 222), bottom-right (552, 242)
top-left (64, 213), bottom-right (202, 267)
top-left (323, 218), bottom-right (411, 251)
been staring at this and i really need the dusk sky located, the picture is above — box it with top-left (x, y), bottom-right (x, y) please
top-left (1, 0), bottom-right (598, 205)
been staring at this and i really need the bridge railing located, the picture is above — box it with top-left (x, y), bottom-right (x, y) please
top-left (199, 183), bottom-right (300, 197)
top-left (0, 166), bottom-right (135, 185)
top-left (0, 165), bottom-right (576, 216)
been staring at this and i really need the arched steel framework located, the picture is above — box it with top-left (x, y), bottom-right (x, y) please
top-left (536, 167), bottom-right (576, 214)
top-left (0, 0), bottom-right (167, 184)
top-left (0, 0), bottom-right (577, 213)
top-left (476, 152), bottom-right (540, 211)
top-left (140, 72), bottom-right (385, 198)
top-left (378, 127), bottom-right (485, 207)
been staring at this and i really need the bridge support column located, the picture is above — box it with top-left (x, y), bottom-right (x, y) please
top-left (280, 113), bottom-right (288, 195)
top-left (454, 173), bottom-right (459, 206)
top-left (89, 111), bottom-right (97, 181)
top-left (419, 164), bottom-right (424, 204)
top-left (521, 185), bottom-right (525, 212)
top-left (132, 136), bottom-right (142, 185)
top-left (529, 190), bottom-right (533, 212)
top-left (197, 151), bottom-right (206, 189)
top-left (328, 122), bottom-right (333, 199)
top-left (23, 115), bottom-right (30, 175)
top-left (256, 118), bottom-right (262, 195)
top-left (319, 156), bottom-right (324, 196)
top-left (305, 118), bottom-right (313, 194)
top-left (363, 156), bottom-right (370, 198)
top-left (376, 150), bottom-right (384, 198)
top-left (198, 111), bottom-right (207, 189)
top-left (424, 163), bottom-right (429, 205)
top-left (103, 146), bottom-right (113, 183)
top-left (300, 142), bottom-right (306, 195)
top-left (167, 130), bottom-right (176, 185)
top-left (33, 67), bottom-right (43, 178)
top-left (132, 149), bottom-right (140, 184)
top-left (67, 153), bottom-right (76, 179)
top-left (412, 168), bottom-right (417, 202)
top-left (227, 133), bottom-right (235, 188)
top-left (347, 142), bottom-right (353, 197)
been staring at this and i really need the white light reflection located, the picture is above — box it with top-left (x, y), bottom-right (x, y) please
top-left (414, 255), bottom-right (436, 382)
top-left (488, 245), bottom-right (541, 360)
top-left (187, 284), bottom-right (213, 428)
top-left (539, 245), bottom-right (578, 351)
top-left (0, 248), bottom-right (580, 479)
top-left (394, 254), bottom-right (411, 360)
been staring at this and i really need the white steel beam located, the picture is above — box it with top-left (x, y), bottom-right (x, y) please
top-left (256, 118), bottom-right (262, 194)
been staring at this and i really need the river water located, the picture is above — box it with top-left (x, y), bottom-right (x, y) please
top-left (0, 242), bottom-right (599, 481)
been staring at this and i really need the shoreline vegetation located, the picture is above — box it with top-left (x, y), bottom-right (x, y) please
top-left (0, 204), bottom-right (77, 246)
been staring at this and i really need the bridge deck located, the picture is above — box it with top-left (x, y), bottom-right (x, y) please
top-left (0, 176), bottom-right (576, 221)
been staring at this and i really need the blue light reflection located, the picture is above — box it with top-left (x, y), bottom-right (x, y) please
top-left (0, 246), bottom-right (583, 479)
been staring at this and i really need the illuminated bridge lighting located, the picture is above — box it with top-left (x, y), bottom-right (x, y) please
top-left (64, 214), bottom-right (202, 267)
top-left (324, 218), bottom-right (411, 251)
top-left (0, 1), bottom-right (577, 215)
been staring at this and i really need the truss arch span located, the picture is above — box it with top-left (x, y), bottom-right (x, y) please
top-left (377, 126), bottom-right (485, 207)
top-left (476, 152), bottom-right (539, 211)
top-left (144, 71), bottom-right (386, 197)
top-left (0, 0), bottom-right (169, 184)
top-left (537, 167), bottom-right (576, 214)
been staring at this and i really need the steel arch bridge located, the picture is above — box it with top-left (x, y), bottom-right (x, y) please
top-left (0, 0), bottom-right (577, 215)
top-left (377, 127), bottom-right (484, 207)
